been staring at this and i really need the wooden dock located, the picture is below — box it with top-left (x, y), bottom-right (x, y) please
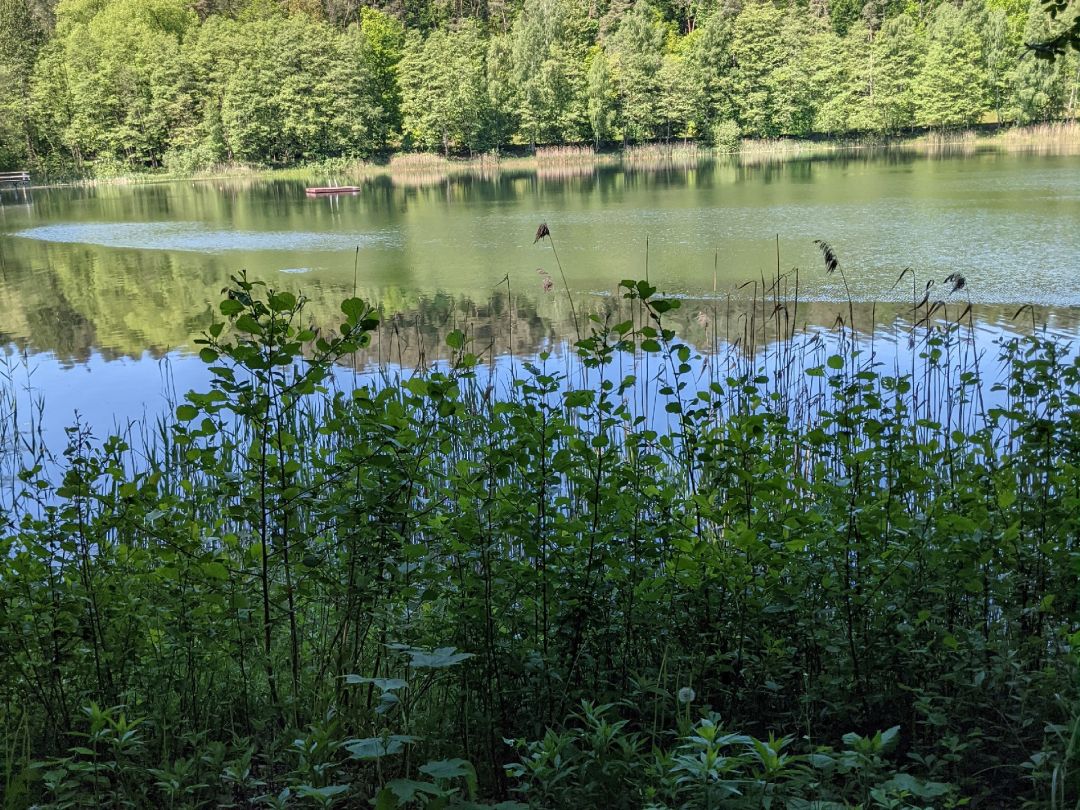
top-left (0, 171), bottom-right (32, 202)
top-left (0, 170), bottom-right (30, 188)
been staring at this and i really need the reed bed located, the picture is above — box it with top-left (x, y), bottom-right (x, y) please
top-left (534, 145), bottom-right (604, 165)
top-left (995, 119), bottom-right (1080, 151)
top-left (623, 140), bottom-right (703, 168)
top-left (387, 151), bottom-right (457, 172)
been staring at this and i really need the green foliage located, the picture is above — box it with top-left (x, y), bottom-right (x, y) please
top-left (7, 0), bottom-right (1080, 171)
top-left (361, 7), bottom-right (407, 136)
top-left (709, 117), bottom-right (739, 150)
top-left (586, 46), bottom-right (616, 147)
top-left (400, 22), bottom-right (491, 154)
top-left (0, 0), bottom-right (46, 169)
top-left (507, 706), bottom-right (958, 808)
top-left (859, 13), bottom-right (925, 133)
top-left (511, 0), bottom-right (591, 147)
top-left (728, 0), bottom-right (795, 137)
top-left (915, 3), bottom-right (990, 128)
top-left (2, 263), bottom-right (1080, 807)
top-left (606, 0), bottom-right (667, 143)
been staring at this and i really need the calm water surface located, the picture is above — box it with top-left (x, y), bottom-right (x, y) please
top-left (1, 149), bottom-right (1078, 440)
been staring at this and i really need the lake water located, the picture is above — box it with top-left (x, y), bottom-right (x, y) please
top-left (1, 148), bottom-right (1079, 443)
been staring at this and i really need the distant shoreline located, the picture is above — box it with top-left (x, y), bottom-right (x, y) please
top-left (13, 120), bottom-right (1080, 190)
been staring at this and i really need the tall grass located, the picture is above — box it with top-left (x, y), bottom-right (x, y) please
top-left (534, 145), bottom-right (604, 164)
top-left (996, 120), bottom-right (1080, 151)
top-left (623, 140), bottom-right (703, 168)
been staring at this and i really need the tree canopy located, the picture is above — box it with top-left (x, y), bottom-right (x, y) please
top-left (0, 0), bottom-right (1078, 170)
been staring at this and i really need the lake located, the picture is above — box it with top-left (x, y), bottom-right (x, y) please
top-left (1, 148), bottom-right (1079, 443)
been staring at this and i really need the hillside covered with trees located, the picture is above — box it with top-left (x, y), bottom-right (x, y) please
top-left (0, 0), bottom-right (1078, 172)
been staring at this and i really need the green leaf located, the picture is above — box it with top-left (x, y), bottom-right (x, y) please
top-left (384, 779), bottom-right (441, 803)
top-left (564, 390), bottom-right (594, 408)
top-left (235, 314), bottom-right (262, 334)
top-left (343, 676), bottom-right (408, 691)
top-left (268, 291), bottom-right (297, 312)
top-left (176, 405), bottom-right (198, 421)
top-left (341, 297), bottom-right (367, 322)
top-left (446, 330), bottom-right (465, 350)
top-left (219, 299), bottom-right (243, 317)
top-left (344, 735), bottom-right (418, 760)
top-left (880, 773), bottom-right (949, 798)
top-left (878, 725), bottom-right (901, 751)
top-left (419, 758), bottom-right (472, 780)
top-left (199, 348), bottom-right (219, 363)
top-left (403, 646), bottom-right (474, 669)
top-left (374, 787), bottom-right (400, 810)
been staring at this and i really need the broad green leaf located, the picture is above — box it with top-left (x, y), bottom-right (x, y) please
top-left (344, 735), bottom-right (417, 760)
top-left (385, 779), bottom-right (441, 803)
top-left (219, 299), bottom-right (243, 316)
top-left (419, 758), bottom-right (472, 780)
top-left (268, 291), bottom-right (297, 312)
top-left (343, 676), bottom-right (408, 691)
top-left (879, 773), bottom-right (949, 798)
top-left (404, 646), bottom-right (474, 669)
top-left (176, 404), bottom-right (198, 421)
top-left (341, 297), bottom-right (367, 321)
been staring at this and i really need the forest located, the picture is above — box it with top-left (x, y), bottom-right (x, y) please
top-left (0, 0), bottom-right (1079, 173)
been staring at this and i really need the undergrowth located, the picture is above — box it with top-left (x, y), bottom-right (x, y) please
top-left (0, 239), bottom-right (1078, 809)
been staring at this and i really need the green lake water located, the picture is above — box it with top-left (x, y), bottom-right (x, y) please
top-left (0, 148), bottom-right (1078, 437)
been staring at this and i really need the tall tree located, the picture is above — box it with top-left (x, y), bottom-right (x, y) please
top-left (0, 0), bottom-right (46, 168)
top-left (984, 6), bottom-right (1018, 121)
top-left (728, 0), bottom-right (786, 136)
top-left (360, 8), bottom-right (406, 137)
top-left (657, 46), bottom-right (697, 139)
top-left (44, 0), bottom-right (196, 167)
top-left (685, 11), bottom-right (735, 137)
top-left (914, 2), bottom-right (989, 127)
top-left (606, 0), bottom-right (666, 142)
top-left (203, 15), bottom-right (384, 164)
top-left (586, 46), bottom-right (616, 146)
top-left (1013, 0), bottom-right (1071, 120)
top-left (400, 23), bottom-right (491, 153)
top-left (863, 11), bottom-right (923, 131)
top-left (511, 0), bottom-right (591, 147)
top-left (806, 11), bottom-right (855, 135)
top-left (487, 32), bottom-right (519, 148)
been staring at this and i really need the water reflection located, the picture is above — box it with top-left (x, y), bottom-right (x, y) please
top-left (0, 148), bottom-right (1077, 373)
top-left (3, 292), bottom-right (1074, 463)
top-left (15, 223), bottom-right (397, 253)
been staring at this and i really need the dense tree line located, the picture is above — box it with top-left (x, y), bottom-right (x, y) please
top-left (0, 0), bottom-right (1078, 170)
